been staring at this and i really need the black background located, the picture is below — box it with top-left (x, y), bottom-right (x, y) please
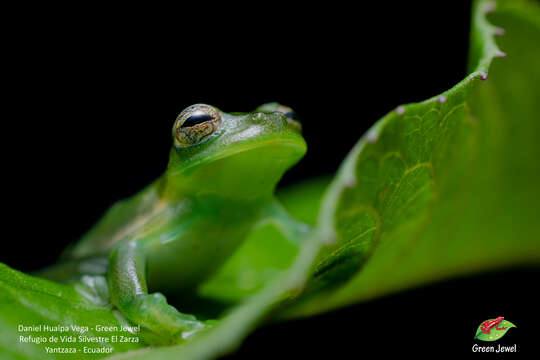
top-left (2, 1), bottom-right (538, 358)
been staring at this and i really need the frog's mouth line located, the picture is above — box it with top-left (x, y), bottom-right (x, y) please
top-left (171, 138), bottom-right (306, 176)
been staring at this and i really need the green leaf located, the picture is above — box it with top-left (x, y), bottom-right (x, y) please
top-left (277, 177), bottom-right (331, 226)
top-left (278, 0), bottom-right (540, 318)
top-left (0, 263), bottom-right (146, 359)
top-left (475, 320), bottom-right (516, 341)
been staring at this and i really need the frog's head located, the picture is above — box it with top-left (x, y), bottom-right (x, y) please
top-left (165, 103), bottom-right (306, 200)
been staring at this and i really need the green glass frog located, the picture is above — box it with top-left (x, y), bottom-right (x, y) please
top-left (41, 103), bottom-right (307, 343)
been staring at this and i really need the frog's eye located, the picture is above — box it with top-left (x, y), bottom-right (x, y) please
top-left (284, 111), bottom-right (298, 121)
top-left (173, 104), bottom-right (222, 147)
top-left (276, 105), bottom-right (301, 132)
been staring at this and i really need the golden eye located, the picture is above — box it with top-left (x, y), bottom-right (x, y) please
top-left (173, 104), bottom-right (221, 147)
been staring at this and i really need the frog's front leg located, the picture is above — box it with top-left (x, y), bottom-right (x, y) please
top-left (107, 241), bottom-right (205, 343)
top-left (262, 200), bottom-right (312, 246)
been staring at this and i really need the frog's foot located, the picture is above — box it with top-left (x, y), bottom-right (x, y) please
top-left (127, 292), bottom-right (207, 344)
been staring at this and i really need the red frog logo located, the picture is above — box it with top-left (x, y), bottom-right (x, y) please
top-left (475, 316), bottom-right (516, 341)
top-left (480, 316), bottom-right (506, 334)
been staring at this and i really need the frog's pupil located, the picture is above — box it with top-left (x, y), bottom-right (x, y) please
top-left (182, 113), bottom-right (214, 128)
top-left (285, 112), bottom-right (299, 121)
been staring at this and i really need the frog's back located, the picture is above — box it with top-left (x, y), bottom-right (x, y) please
top-left (64, 181), bottom-right (167, 259)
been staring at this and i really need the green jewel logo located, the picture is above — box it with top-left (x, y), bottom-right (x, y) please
top-left (474, 316), bottom-right (516, 341)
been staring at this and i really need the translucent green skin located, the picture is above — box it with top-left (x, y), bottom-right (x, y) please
top-left (45, 103), bottom-right (307, 343)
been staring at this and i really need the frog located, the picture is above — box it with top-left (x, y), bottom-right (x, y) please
top-left (480, 316), bottom-right (506, 334)
top-left (39, 103), bottom-right (308, 344)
